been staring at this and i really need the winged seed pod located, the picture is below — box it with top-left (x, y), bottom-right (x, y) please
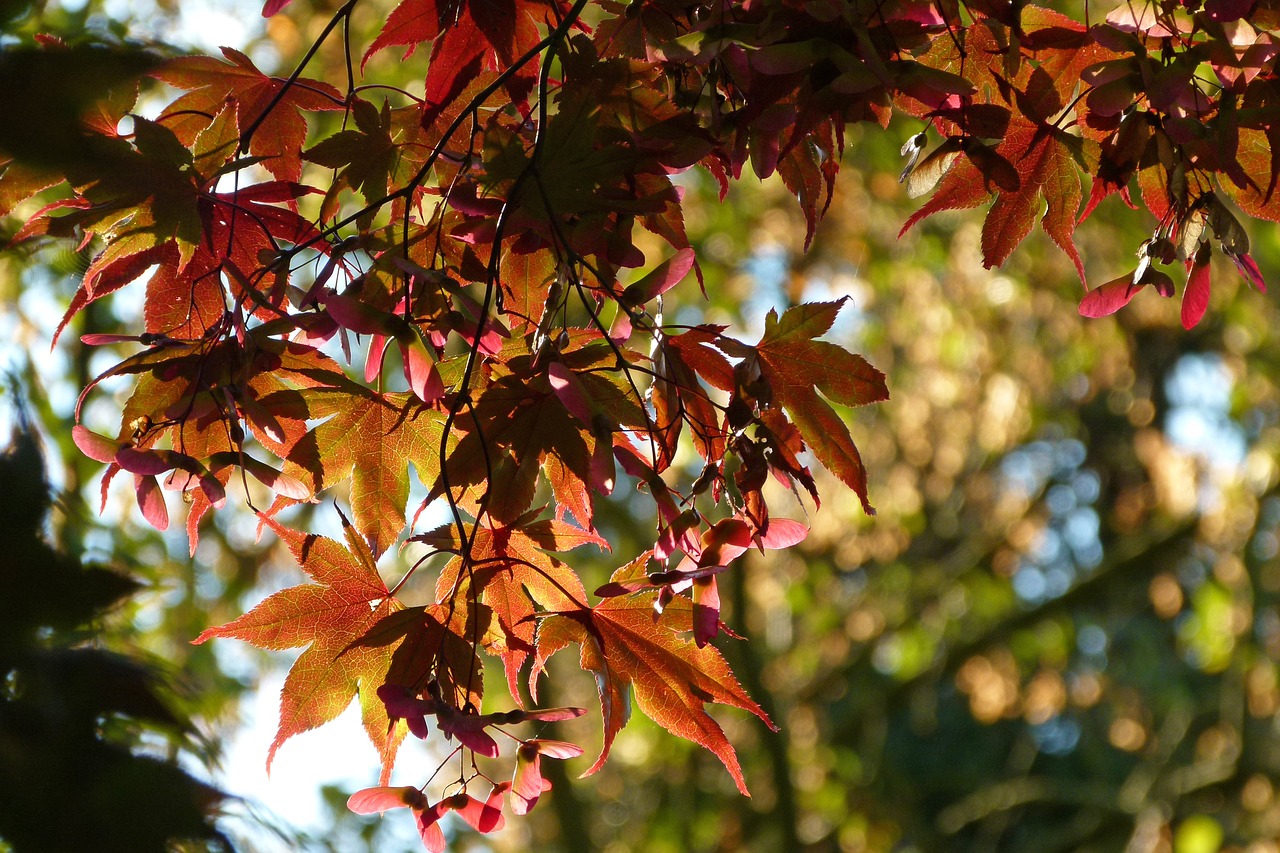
top-left (1178, 205), bottom-right (1208, 261)
top-left (1205, 193), bottom-right (1249, 256)
top-left (899, 130), bottom-right (928, 182)
top-left (904, 137), bottom-right (965, 199)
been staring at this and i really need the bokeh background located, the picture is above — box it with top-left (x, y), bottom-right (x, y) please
top-left (4, 1), bottom-right (1280, 851)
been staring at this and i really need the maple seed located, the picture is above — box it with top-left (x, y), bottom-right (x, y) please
top-left (512, 738), bottom-right (583, 815)
top-left (347, 785), bottom-right (428, 815)
top-left (345, 786), bottom-right (506, 852)
top-left (435, 703), bottom-right (587, 756)
top-left (690, 462), bottom-right (718, 497)
top-left (899, 130), bottom-right (928, 182)
top-left (377, 683), bottom-right (437, 740)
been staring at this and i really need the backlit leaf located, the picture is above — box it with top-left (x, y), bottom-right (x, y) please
top-left (153, 47), bottom-right (342, 182)
top-left (194, 513), bottom-right (406, 778)
top-left (283, 391), bottom-right (447, 556)
top-left (532, 593), bottom-right (775, 794)
top-left (750, 300), bottom-right (888, 513)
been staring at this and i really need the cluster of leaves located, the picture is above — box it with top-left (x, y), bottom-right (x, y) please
top-left (2, 0), bottom-right (1280, 847)
top-left (891, 0), bottom-right (1280, 325)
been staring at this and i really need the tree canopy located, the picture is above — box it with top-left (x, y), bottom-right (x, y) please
top-left (3, 0), bottom-right (1280, 850)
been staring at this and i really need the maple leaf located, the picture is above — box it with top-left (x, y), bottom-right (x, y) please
top-left (355, 602), bottom-right (490, 715)
top-left (304, 97), bottom-right (430, 219)
top-left (979, 93), bottom-right (1092, 282)
top-left (48, 166), bottom-right (324, 343)
top-left (54, 235), bottom-right (175, 345)
top-left (498, 247), bottom-right (558, 330)
top-left (0, 159), bottom-right (63, 218)
top-left (76, 332), bottom-right (358, 548)
top-left (778, 136), bottom-right (834, 250)
top-left (153, 47), bottom-right (343, 183)
top-left (133, 181), bottom-right (325, 338)
top-left (36, 2), bottom-right (1280, 832)
top-left (440, 336), bottom-right (646, 529)
top-left (421, 510), bottom-right (600, 702)
top-left (651, 331), bottom-right (726, 472)
top-left (74, 335), bottom-right (315, 540)
top-left (532, 588), bottom-right (775, 794)
top-left (900, 15), bottom-right (1108, 281)
top-left (1221, 127), bottom-right (1280, 223)
top-left (482, 56), bottom-right (699, 267)
top-left (68, 117), bottom-right (204, 261)
top-left (664, 325), bottom-right (736, 394)
top-left (194, 513), bottom-right (406, 779)
top-left (902, 81), bottom-right (1092, 282)
top-left (362, 0), bottom-right (457, 68)
top-left (441, 376), bottom-right (587, 525)
top-left (365, 0), bottom-right (557, 124)
top-left (738, 299), bottom-right (888, 514)
top-left (1078, 107), bottom-right (1151, 224)
top-left (0, 43), bottom-right (155, 173)
top-left (283, 390), bottom-right (448, 556)
top-left (1020, 6), bottom-right (1114, 106)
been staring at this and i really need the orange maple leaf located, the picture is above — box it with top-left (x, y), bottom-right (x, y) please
top-left (748, 299), bottom-right (889, 515)
top-left (421, 510), bottom-right (600, 703)
top-left (283, 390), bottom-right (447, 557)
top-left (194, 512), bottom-right (406, 780)
top-left (531, 585), bottom-right (776, 795)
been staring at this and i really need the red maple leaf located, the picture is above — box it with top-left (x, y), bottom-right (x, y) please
top-left (651, 330), bottom-right (727, 472)
top-left (365, 0), bottom-right (559, 124)
top-left (153, 47), bottom-right (343, 183)
top-left (968, 63), bottom-right (1097, 280)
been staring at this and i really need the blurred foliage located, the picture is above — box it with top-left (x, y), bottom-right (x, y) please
top-left (5, 1), bottom-right (1280, 852)
top-left (0, 413), bottom-right (230, 852)
top-left (503, 120), bottom-right (1280, 853)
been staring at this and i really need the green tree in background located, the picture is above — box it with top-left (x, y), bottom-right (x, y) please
top-left (3, 0), bottom-right (1280, 851)
top-left (527, 128), bottom-right (1280, 853)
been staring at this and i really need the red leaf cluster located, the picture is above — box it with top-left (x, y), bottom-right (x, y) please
top-left (5, 0), bottom-right (1280, 847)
